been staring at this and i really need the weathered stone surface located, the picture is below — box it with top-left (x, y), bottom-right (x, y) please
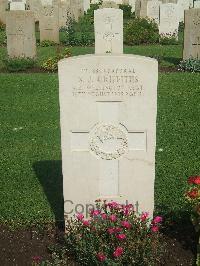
top-left (147, 0), bottom-right (161, 23)
top-left (0, 0), bottom-right (8, 24)
top-left (39, 2), bottom-right (59, 43)
top-left (6, 10), bottom-right (36, 58)
top-left (58, 54), bottom-right (158, 218)
top-left (183, 8), bottom-right (200, 59)
top-left (94, 8), bottom-right (123, 54)
top-left (159, 3), bottom-right (179, 39)
top-left (10, 1), bottom-right (25, 10)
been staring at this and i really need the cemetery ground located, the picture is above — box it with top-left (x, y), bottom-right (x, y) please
top-left (0, 36), bottom-right (199, 265)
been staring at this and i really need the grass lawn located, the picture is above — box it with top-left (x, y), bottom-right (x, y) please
top-left (0, 72), bottom-right (199, 226)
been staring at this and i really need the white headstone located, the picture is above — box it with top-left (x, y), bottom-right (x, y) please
top-left (159, 3), bottom-right (179, 39)
top-left (10, 2), bottom-right (25, 10)
top-left (194, 1), bottom-right (200, 8)
top-left (129, 0), bottom-right (136, 12)
top-left (94, 8), bottom-right (123, 54)
top-left (147, 0), bottom-right (161, 24)
top-left (59, 53), bottom-right (158, 219)
top-left (177, 0), bottom-right (192, 22)
top-left (84, 0), bottom-right (90, 12)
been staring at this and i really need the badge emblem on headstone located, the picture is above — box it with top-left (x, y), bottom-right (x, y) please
top-left (89, 124), bottom-right (128, 160)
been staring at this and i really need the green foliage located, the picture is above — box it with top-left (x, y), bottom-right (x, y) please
top-left (119, 4), bottom-right (133, 19)
top-left (178, 58), bottom-right (200, 73)
top-left (159, 34), bottom-right (179, 45)
top-left (40, 40), bottom-right (57, 47)
top-left (41, 48), bottom-right (71, 72)
top-left (179, 22), bottom-right (184, 33)
top-left (64, 5), bottom-right (99, 46)
top-left (0, 20), bottom-right (5, 31)
top-left (64, 201), bottom-right (164, 265)
top-left (124, 18), bottom-right (159, 45)
top-left (3, 57), bottom-right (35, 72)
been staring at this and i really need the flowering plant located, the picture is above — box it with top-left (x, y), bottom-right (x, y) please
top-left (185, 176), bottom-right (200, 265)
top-left (65, 200), bottom-right (163, 265)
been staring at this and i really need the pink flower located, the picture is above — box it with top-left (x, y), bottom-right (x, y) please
top-left (113, 247), bottom-right (123, 257)
top-left (107, 201), bottom-right (119, 209)
top-left (107, 227), bottom-right (115, 234)
top-left (188, 176), bottom-right (200, 185)
top-left (153, 216), bottom-right (163, 224)
top-left (122, 204), bottom-right (133, 216)
top-left (76, 213), bottom-right (84, 221)
top-left (97, 252), bottom-right (106, 262)
top-left (32, 256), bottom-right (42, 264)
top-left (109, 214), bottom-right (117, 222)
top-left (91, 209), bottom-right (101, 216)
top-left (121, 220), bottom-right (132, 229)
top-left (114, 227), bottom-right (122, 233)
top-left (151, 226), bottom-right (159, 232)
top-left (141, 212), bottom-right (149, 221)
top-left (101, 213), bottom-right (107, 220)
top-left (116, 233), bottom-right (126, 240)
top-left (82, 220), bottom-right (90, 226)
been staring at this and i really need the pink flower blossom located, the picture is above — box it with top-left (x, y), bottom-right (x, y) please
top-left (32, 256), bottom-right (42, 264)
top-left (107, 227), bottom-right (115, 234)
top-left (91, 209), bottom-right (101, 216)
top-left (101, 213), bottom-right (107, 220)
top-left (109, 214), bottom-right (117, 222)
top-left (121, 220), bottom-right (132, 229)
top-left (153, 216), bottom-right (163, 224)
top-left (114, 227), bottom-right (122, 233)
top-left (76, 213), bottom-right (84, 221)
top-left (97, 252), bottom-right (106, 262)
top-left (113, 247), bottom-right (123, 257)
top-left (116, 233), bottom-right (126, 240)
top-left (107, 201), bottom-right (119, 209)
top-left (141, 212), bottom-right (149, 221)
top-left (151, 226), bottom-right (159, 232)
top-left (82, 220), bottom-right (90, 226)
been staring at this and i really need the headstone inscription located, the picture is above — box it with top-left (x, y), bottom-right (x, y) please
top-left (159, 3), bottom-right (179, 39)
top-left (94, 8), bottom-right (123, 54)
top-left (6, 10), bottom-right (36, 58)
top-left (10, 1), bottom-right (25, 10)
top-left (183, 8), bottom-right (200, 59)
top-left (147, 0), bottom-right (161, 23)
top-left (58, 8), bottom-right (158, 220)
top-left (40, 2), bottom-right (59, 43)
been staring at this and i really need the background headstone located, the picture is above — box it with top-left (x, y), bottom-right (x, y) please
top-left (94, 8), bottom-right (123, 54)
top-left (177, 0), bottom-right (192, 22)
top-left (100, 1), bottom-right (119, 8)
top-left (58, 54), bottom-right (158, 219)
top-left (83, 0), bottom-right (90, 12)
top-left (183, 8), bottom-right (200, 59)
top-left (6, 10), bottom-right (36, 58)
top-left (59, 0), bottom-right (71, 28)
top-left (194, 1), bottom-right (200, 8)
top-left (26, 0), bottom-right (42, 22)
top-left (129, 0), bottom-right (136, 12)
top-left (0, 0), bottom-right (8, 24)
top-left (40, 2), bottom-right (59, 43)
top-left (10, 1), bottom-right (25, 10)
top-left (70, 0), bottom-right (84, 22)
top-left (159, 3), bottom-right (179, 39)
top-left (140, 0), bottom-right (149, 18)
top-left (147, 0), bottom-right (161, 23)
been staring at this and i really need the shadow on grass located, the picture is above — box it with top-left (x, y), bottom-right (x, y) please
top-left (157, 205), bottom-right (197, 257)
top-left (162, 56), bottom-right (182, 66)
top-left (33, 160), bottom-right (64, 228)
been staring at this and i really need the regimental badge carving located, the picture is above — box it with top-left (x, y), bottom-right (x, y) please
top-left (103, 32), bottom-right (115, 41)
top-left (89, 124), bottom-right (128, 160)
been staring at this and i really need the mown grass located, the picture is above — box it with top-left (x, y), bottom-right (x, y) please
top-left (0, 72), bottom-right (199, 226)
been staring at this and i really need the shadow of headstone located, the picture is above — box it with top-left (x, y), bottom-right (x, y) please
top-left (33, 160), bottom-right (64, 227)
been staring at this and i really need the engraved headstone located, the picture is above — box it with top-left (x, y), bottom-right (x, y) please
top-left (147, 0), bottom-right (161, 23)
top-left (94, 8), bottom-right (123, 54)
top-left (58, 10), bottom-right (158, 220)
top-left (59, 0), bottom-right (71, 28)
top-left (159, 3), bottom-right (179, 39)
top-left (6, 10), bottom-right (36, 58)
top-left (183, 8), bottom-right (200, 59)
top-left (59, 55), bottom-right (158, 219)
top-left (40, 2), bottom-right (59, 43)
